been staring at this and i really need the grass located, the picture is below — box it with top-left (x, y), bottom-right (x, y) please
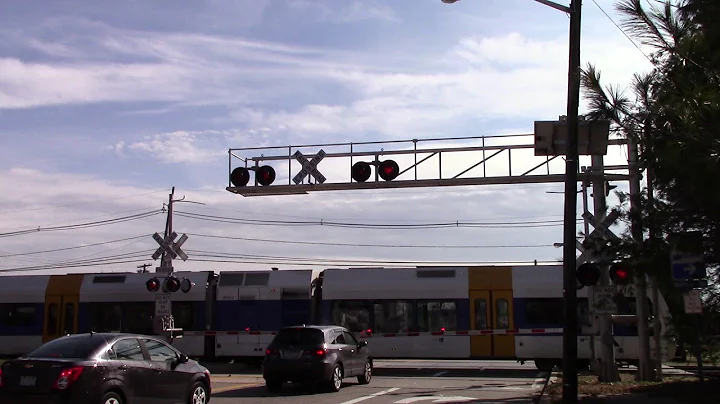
top-left (544, 372), bottom-right (720, 403)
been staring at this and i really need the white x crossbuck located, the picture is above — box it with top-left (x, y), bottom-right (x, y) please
top-left (292, 149), bottom-right (327, 184)
top-left (577, 209), bottom-right (620, 265)
top-left (152, 232), bottom-right (189, 261)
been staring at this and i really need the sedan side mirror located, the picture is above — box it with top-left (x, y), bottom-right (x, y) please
top-left (177, 353), bottom-right (189, 364)
top-left (358, 341), bottom-right (368, 348)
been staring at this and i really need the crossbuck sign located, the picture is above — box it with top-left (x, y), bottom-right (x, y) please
top-left (152, 231), bottom-right (189, 261)
top-left (292, 149), bottom-right (326, 184)
top-left (577, 209), bottom-right (621, 265)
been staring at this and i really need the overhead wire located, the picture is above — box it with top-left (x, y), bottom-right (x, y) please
top-left (174, 210), bottom-right (584, 229)
top-left (0, 234), bottom-right (151, 258)
top-left (0, 190), bottom-right (168, 215)
top-left (0, 210), bottom-right (163, 238)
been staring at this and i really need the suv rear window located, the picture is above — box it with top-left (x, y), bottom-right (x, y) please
top-left (25, 335), bottom-right (110, 359)
top-left (273, 328), bottom-right (325, 346)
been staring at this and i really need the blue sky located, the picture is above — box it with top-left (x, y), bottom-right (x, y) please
top-left (0, 0), bottom-right (655, 275)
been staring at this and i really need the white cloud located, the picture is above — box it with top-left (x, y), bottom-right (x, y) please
top-left (127, 131), bottom-right (228, 164)
top-left (287, 0), bottom-right (398, 23)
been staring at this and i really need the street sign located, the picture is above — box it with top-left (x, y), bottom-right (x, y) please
top-left (155, 293), bottom-right (171, 316)
top-left (683, 289), bottom-right (703, 314)
top-left (591, 286), bottom-right (618, 314)
top-left (292, 149), bottom-right (327, 184)
top-left (669, 231), bottom-right (706, 282)
top-left (152, 232), bottom-right (189, 261)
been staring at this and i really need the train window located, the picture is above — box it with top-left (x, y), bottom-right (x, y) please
top-left (46, 303), bottom-right (58, 335)
top-left (416, 270), bottom-right (456, 278)
top-left (172, 301), bottom-right (195, 330)
top-left (112, 338), bottom-right (145, 361)
top-left (332, 301), bottom-right (371, 333)
top-left (373, 300), bottom-right (412, 333)
top-left (2, 304), bottom-right (36, 327)
top-left (244, 272), bottom-right (269, 286)
top-left (496, 299), bottom-right (510, 329)
top-left (417, 301), bottom-right (457, 332)
top-left (219, 273), bottom-right (245, 286)
top-left (63, 303), bottom-right (75, 334)
top-left (123, 302), bottom-right (154, 334)
top-left (523, 298), bottom-right (591, 326)
top-left (92, 275), bottom-right (127, 283)
top-left (473, 299), bottom-right (488, 330)
top-left (282, 290), bottom-right (310, 300)
top-left (89, 303), bottom-right (122, 332)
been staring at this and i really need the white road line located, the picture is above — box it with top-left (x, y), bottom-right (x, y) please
top-left (432, 371), bottom-right (449, 377)
top-left (338, 387), bottom-right (401, 404)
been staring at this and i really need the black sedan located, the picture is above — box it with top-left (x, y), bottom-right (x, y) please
top-left (0, 332), bottom-right (211, 404)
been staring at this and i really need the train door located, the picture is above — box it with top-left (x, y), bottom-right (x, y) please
top-left (43, 275), bottom-right (83, 343)
top-left (490, 290), bottom-right (514, 358)
top-left (469, 290), bottom-right (491, 357)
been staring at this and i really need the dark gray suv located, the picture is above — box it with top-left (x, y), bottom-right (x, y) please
top-left (262, 325), bottom-right (372, 393)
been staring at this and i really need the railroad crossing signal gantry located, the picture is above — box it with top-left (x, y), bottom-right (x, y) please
top-left (226, 129), bottom-right (627, 197)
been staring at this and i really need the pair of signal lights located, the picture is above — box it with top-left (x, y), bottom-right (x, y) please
top-left (230, 166), bottom-right (277, 187)
top-left (146, 276), bottom-right (194, 293)
top-left (229, 159), bottom-right (402, 187)
top-left (576, 262), bottom-right (632, 288)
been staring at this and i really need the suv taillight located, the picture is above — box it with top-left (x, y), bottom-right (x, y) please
top-left (0, 365), bottom-right (4, 387)
top-left (54, 366), bottom-right (84, 390)
top-left (265, 348), bottom-right (277, 356)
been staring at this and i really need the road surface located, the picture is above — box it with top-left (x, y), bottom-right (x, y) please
top-left (209, 360), bottom-right (549, 404)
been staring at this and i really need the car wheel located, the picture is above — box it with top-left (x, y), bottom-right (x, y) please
top-left (101, 391), bottom-right (123, 404)
top-left (327, 364), bottom-right (343, 392)
top-left (189, 382), bottom-right (208, 404)
top-left (357, 360), bottom-right (372, 385)
top-left (266, 379), bottom-right (282, 393)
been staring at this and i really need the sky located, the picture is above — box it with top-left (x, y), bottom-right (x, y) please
top-left (0, 0), bottom-right (656, 276)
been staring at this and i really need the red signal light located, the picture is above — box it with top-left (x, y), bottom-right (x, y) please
top-left (165, 276), bottom-right (181, 292)
top-left (609, 263), bottom-right (632, 285)
top-left (230, 167), bottom-right (250, 187)
top-left (378, 160), bottom-right (399, 181)
top-left (146, 278), bottom-right (160, 292)
top-left (256, 165), bottom-right (276, 186)
top-left (576, 263), bottom-right (601, 287)
top-left (351, 161), bottom-right (372, 183)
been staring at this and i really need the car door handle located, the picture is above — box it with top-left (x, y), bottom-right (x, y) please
top-left (118, 365), bottom-right (128, 371)
top-left (338, 348), bottom-right (343, 351)
top-left (154, 368), bottom-right (163, 373)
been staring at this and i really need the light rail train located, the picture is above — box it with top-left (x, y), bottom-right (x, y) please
top-left (0, 264), bottom-right (679, 370)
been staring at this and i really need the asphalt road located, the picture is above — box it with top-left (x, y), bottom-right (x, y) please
top-left (209, 360), bottom-right (549, 404)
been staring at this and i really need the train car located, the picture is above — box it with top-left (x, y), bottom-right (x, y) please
top-left (319, 266), bottom-right (471, 358)
top-left (0, 274), bottom-right (51, 357)
top-left (319, 264), bottom-right (679, 369)
top-left (203, 269), bottom-right (319, 364)
top-left (75, 271), bottom-right (215, 357)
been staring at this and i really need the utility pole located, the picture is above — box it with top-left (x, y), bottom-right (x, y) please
top-left (628, 137), bottom-right (654, 381)
top-left (137, 263), bottom-right (152, 273)
top-left (561, 1), bottom-right (583, 402)
top-left (592, 155), bottom-right (621, 383)
top-left (581, 177), bottom-right (596, 363)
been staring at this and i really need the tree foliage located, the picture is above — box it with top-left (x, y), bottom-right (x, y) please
top-left (580, 0), bottom-right (720, 345)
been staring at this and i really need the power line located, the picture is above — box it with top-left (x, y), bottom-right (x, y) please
top-left (0, 234), bottom-right (151, 258)
top-left (174, 210), bottom-right (584, 229)
top-left (0, 210), bottom-right (162, 238)
top-left (0, 190), bottom-right (168, 215)
top-left (186, 232), bottom-right (555, 249)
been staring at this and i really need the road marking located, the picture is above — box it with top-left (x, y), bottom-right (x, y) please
top-left (212, 382), bottom-right (264, 394)
top-left (338, 387), bottom-right (401, 404)
top-left (432, 371), bottom-right (449, 377)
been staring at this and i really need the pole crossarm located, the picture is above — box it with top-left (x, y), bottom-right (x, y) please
top-left (226, 134), bottom-right (628, 197)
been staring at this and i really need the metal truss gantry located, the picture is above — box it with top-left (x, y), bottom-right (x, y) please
top-left (226, 133), bottom-right (630, 197)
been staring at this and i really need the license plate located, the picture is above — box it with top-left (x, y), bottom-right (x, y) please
top-left (281, 350), bottom-right (302, 360)
top-left (20, 376), bottom-right (36, 386)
